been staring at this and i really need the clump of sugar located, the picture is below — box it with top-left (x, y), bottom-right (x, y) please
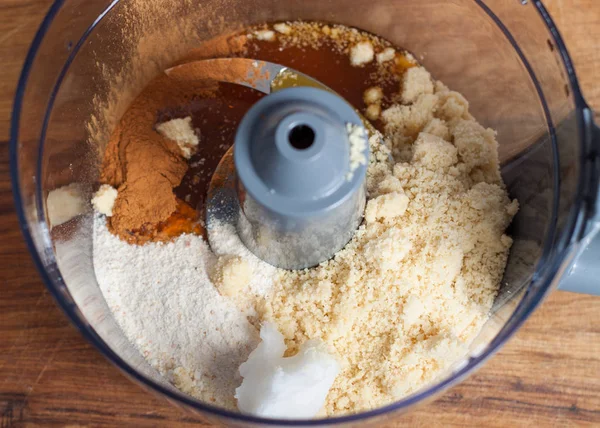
top-left (401, 66), bottom-right (434, 104)
top-left (364, 191), bottom-right (409, 223)
top-left (235, 323), bottom-right (340, 419)
top-left (376, 47), bottom-right (396, 63)
top-left (255, 29), bottom-right (276, 41)
top-left (91, 184), bottom-right (118, 217)
top-left (365, 104), bottom-right (382, 121)
top-left (346, 123), bottom-right (368, 180)
top-left (363, 86), bottom-right (383, 104)
top-left (363, 86), bottom-right (384, 120)
top-left (350, 41), bottom-right (374, 66)
top-left (402, 295), bottom-right (426, 326)
top-left (208, 221), bottom-right (278, 300)
top-left (211, 255), bottom-right (253, 299)
top-left (273, 23), bottom-right (292, 35)
top-left (155, 116), bottom-right (199, 159)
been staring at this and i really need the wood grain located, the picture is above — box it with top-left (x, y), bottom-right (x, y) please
top-left (1, 0), bottom-right (599, 427)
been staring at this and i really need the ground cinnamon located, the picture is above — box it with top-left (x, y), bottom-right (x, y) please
top-left (100, 68), bottom-right (217, 243)
top-left (100, 33), bottom-right (251, 244)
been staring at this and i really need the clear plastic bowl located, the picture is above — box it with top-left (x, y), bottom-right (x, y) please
top-left (11, 0), bottom-right (600, 426)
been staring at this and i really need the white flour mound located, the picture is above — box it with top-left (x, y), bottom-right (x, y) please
top-left (93, 216), bottom-right (259, 409)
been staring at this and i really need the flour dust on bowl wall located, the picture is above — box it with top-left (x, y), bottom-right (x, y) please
top-left (13, 0), bottom-right (600, 426)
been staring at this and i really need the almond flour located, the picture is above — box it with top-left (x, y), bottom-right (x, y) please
top-left (251, 65), bottom-right (518, 415)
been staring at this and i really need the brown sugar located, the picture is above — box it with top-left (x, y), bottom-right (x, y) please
top-left (259, 65), bottom-right (518, 416)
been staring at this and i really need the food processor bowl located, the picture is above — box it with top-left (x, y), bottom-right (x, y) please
top-left (11, 0), bottom-right (599, 426)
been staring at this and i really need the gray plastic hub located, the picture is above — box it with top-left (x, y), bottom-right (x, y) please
top-left (234, 87), bottom-right (368, 269)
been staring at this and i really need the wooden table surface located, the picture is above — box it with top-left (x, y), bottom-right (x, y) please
top-left (1, 1), bottom-right (599, 427)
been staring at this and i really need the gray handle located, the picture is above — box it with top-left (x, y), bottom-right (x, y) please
top-left (558, 109), bottom-right (600, 294)
top-left (558, 224), bottom-right (600, 294)
top-left (234, 87), bottom-right (368, 270)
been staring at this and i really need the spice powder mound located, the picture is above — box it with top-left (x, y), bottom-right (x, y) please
top-left (100, 74), bottom-right (219, 243)
top-left (99, 33), bottom-right (249, 244)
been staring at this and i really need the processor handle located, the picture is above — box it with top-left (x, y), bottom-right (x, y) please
top-left (557, 109), bottom-right (600, 294)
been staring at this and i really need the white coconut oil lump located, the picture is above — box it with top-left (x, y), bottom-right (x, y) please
top-left (235, 323), bottom-right (340, 419)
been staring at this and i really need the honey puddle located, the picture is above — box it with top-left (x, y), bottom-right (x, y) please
top-left (129, 24), bottom-right (417, 242)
